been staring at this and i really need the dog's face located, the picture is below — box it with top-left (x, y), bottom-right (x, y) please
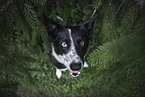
top-left (43, 13), bottom-right (99, 78)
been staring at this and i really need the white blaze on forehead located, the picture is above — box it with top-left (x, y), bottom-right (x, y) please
top-left (68, 29), bottom-right (83, 68)
top-left (52, 29), bottom-right (82, 71)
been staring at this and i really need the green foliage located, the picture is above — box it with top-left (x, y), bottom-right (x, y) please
top-left (98, 0), bottom-right (118, 44)
top-left (117, 4), bottom-right (139, 36)
top-left (88, 31), bottom-right (145, 97)
top-left (0, 0), bottom-right (145, 97)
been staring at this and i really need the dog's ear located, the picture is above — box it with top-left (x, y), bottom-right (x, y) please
top-left (43, 14), bottom-right (63, 42)
top-left (79, 12), bottom-right (99, 39)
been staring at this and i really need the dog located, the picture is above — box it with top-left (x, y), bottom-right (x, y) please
top-left (43, 12), bottom-right (99, 79)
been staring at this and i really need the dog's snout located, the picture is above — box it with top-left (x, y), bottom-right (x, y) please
top-left (70, 62), bottom-right (81, 71)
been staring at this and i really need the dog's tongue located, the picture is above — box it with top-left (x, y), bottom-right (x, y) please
top-left (70, 71), bottom-right (79, 73)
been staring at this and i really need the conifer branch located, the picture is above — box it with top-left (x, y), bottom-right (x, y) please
top-left (111, 0), bottom-right (126, 21)
top-left (91, 0), bottom-right (102, 18)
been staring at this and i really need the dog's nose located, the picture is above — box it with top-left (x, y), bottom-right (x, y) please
top-left (70, 62), bottom-right (81, 71)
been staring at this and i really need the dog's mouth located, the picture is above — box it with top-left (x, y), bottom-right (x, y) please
top-left (70, 71), bottom-right (80, 78)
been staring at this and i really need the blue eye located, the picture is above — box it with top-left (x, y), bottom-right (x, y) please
top-left (80, 41), bottom-right (84, 46)
top-left (62, 42), bottom-right (68, 47)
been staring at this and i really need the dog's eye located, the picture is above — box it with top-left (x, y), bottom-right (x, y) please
top-left (62, 42), bottom-right (68, 47)
top-left (80, 41), bottom-right (84, 46)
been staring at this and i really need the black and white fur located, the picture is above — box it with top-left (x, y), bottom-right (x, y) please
top-left (43, 12), bottom-right (99, 78)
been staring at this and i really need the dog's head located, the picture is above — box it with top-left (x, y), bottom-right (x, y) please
top-left (43, 13), bottom-right (99, 78)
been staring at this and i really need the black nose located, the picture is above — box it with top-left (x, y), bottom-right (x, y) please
top-left (70, 62), bottom-right (81, 71)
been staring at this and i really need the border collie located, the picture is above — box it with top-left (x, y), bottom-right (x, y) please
top-left (43, 12), bottom-right (99, 79)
